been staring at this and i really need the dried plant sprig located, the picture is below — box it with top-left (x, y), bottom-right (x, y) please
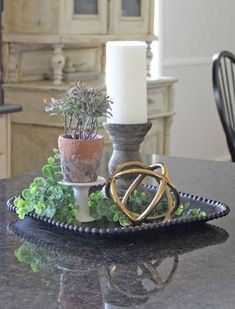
top-left (45, 81), bottom-right (113, 140)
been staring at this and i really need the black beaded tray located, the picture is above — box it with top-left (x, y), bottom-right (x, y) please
top-left (7, 185), bottom-right (230, 236)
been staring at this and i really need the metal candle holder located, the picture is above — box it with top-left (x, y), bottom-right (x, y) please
top-left (103, 122), bottom-right (152, 192)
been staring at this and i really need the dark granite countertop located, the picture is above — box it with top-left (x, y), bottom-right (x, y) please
top-left (0, 104), bottom-right (22, 114)
top-left (0, 154), bottom-right (235, 308)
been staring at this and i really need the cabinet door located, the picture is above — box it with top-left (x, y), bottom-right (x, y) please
top-left (61, 0), bottom-right (108, 34)
top-left (109, 0), bottom-right (154, 35)
top-left (141, 119), bottom-right (164, 155)
top-left (0, 154), bottom-right (7, 179)
top-left (0, 115), bottom-right (10, 179)
top-left (0, 115), bottom-right (6, 156)
top-left (4, 0), bottom-right (59, 34)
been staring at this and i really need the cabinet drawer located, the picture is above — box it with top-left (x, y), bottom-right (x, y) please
top-left (0, 115), bottom-right (7, 154)
top-left (147, 88), bottom-right (169, 115)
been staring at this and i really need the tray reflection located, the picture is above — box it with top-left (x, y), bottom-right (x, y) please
top-left (8, 219), bottom-right (229, 308)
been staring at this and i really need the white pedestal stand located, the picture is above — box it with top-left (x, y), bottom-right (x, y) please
top-left (61, 176), bottom-right (106, 223)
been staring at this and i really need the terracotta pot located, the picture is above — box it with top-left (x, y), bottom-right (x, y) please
top-left (58, 134), bottom-right (104, 183)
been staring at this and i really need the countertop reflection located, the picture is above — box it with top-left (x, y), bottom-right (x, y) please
top-left (7, 218), bottom-right (228, 308)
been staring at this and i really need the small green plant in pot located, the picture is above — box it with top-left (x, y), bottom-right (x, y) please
top-left (45, 81), bottom-right (112, 183)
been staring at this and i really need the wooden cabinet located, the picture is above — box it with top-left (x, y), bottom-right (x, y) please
top-left (4, 0), bottom-right (154, 36)
top-left (61, 0), bottom-right (108, 35)
top-left (3, 0), bottom-right (156, 85)
top-left (110, 0), bottom-right (154, 35)
top-left (4, 0), bottom-right (59, 35)
top-left (0, 114), bottom-right (10, 179)
top-left (2, 0), bottom-right (177, 177)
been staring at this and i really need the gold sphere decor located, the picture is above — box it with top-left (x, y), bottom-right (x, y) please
top-left (105, 161), bottom-right (180, 224)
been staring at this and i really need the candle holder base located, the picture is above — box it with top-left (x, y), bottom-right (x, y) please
top-left (103, 122), bottom-right (152, 193)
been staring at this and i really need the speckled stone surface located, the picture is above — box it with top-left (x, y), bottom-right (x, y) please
top-left (1, 154), bottom-right (235, 308)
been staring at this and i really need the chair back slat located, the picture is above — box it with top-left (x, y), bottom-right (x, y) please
top-left (219, 62), bottom-right (230, 124)
top-left (213, 50), bottom-right (235, 161)
top-left (221, 58), bottom-right (235, 129)
top-left (230, 59), bottom-right (235, 129)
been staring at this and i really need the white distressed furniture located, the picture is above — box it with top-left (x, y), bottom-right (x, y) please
top-left (2, 0), bottom-right (177, 176)
top-left (0, 105), bottom-right (22, 179)
top-left (3, 0), bottom-right (156, 84)
top-left (0, 113), bottom-right (10, 179)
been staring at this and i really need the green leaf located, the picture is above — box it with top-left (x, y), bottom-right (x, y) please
top-left (53, 148), bottom-right (59, 154)
top-left (46, 186), bottom-right (63, 200)
top-left (47, 157), bottom-right (55, 165)
top-left (24, 201), bottom-right (34, 213)
top-left (188, 208), bottom-right (206, 218)
top-left (173, 207), bottom-right (184, 217)
top-left (42, 165), bottom-right (54, 177)
top-left (22, 189), bottom-right (32, 200)
top-left (14, 197), bottom-right (25, 208)
top-left (14, 248), bottom-right (25, 263)
top-left (198, 211), bottom-right (206, 217)
top-left (112, 213), bottom-right (119, 222)
top-left (44, 206), bottom-right (56, 218)
top-left (189, 208), bottom-right (200, 216)
top-left (54, 153), bottom-right (61, 160)
top-left (16, 207), bottom-right (28, 219)
top-left (106, 211), bottom-right (115, 221)
top-left (34, 202), bottom-right (45, 215)
top-left (14, 149), bottom-right (80, 225)
top-left (34, 177), bottom-right (47, 188)
top-left (119, 216), bottom-right (131, 226)
top-left (52, 172), bottom-right (63, 183)
top-left (96, 203), bottom-right (107, 216)
top-left (30, 185), bottom-right (38, 195)
top-left (31, 259), bottom-right (42, 272)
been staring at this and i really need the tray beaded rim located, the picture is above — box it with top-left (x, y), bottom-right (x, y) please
top-left (6, 185), bottom-right (230, 236)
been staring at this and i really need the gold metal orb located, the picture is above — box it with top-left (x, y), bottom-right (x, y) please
top-left (105, 161), bottom-right (180, 224)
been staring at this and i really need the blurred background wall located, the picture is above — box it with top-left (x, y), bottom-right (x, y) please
top-left (155, 0), bottom-right (235, 160)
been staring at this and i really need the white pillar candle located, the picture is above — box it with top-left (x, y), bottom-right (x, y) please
top-left (106, 41), bottom-right (147, 124)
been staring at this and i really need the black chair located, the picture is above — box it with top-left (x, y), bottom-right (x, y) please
top-left (213, 50), bottom-right (235, 162)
